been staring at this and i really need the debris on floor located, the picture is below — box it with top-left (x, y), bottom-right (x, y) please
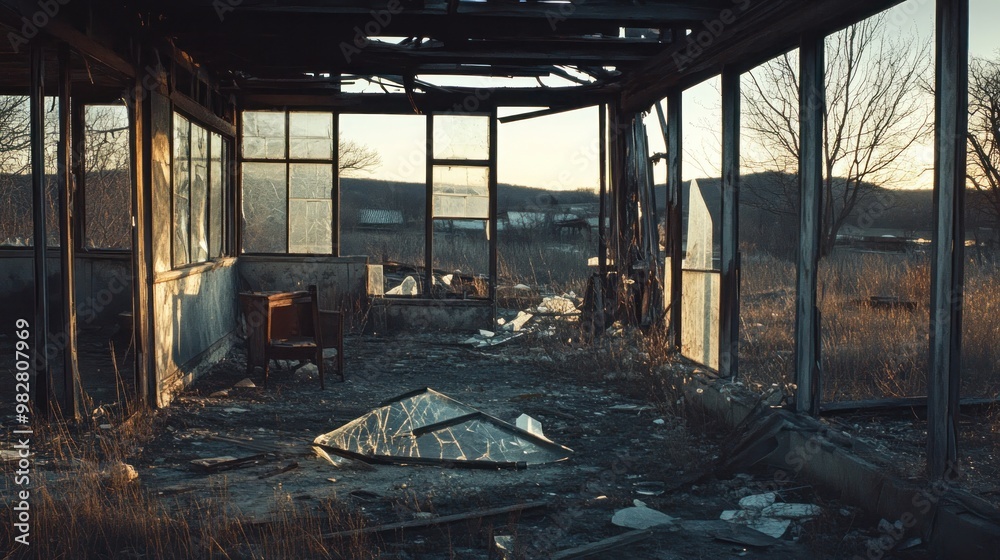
top-left (313, 388), bottom-right (572, 468)
top-left (611, 500), bottom-right (676, 529)
top-left (720, 492), bottom-right (822, 538)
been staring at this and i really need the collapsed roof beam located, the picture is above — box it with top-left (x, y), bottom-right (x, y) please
top-left (619, 0), bottom-right (905, 111)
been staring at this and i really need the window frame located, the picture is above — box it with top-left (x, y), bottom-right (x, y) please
top-left (239, 110), bottom-right (339, 256)
top-left (170, 109), bottom-right (233, 270)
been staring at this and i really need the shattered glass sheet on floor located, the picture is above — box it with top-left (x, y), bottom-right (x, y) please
top-left (313, 388), bottom-right (572, 468)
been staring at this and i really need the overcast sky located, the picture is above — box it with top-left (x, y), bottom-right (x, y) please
top-left (341, 0), bottom-right (1000, 192)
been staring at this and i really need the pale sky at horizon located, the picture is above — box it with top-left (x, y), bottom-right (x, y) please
top-left (340, 0), bottom-right (1000, 192)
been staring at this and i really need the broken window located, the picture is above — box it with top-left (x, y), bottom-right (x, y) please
top-left (172, 113), bottom-right (228, 267)
top-left (497, 106), bottom-right (599, 289)
top-left (427, 112), bottom-right (494, 297)
top-left (241, 110), bottom-right (335, 254)
top-left (339, 114), bottom-right (423, 269)
top-left (313, 388), bottom-right (572, 467)
top-left (83, 105), bottom-right (131, 250)
top-left (0, 95), bottom-right (59, 247)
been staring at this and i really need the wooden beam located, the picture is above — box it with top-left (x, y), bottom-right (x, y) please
top-left (927, 0), bottom-right (968, 480)
top-left (794, 33), bottom-right (824, 417)
top-left (719, 66), bottom-right (740, 379)
top-left (237, 87), bottom-right (617, 112)
top-left (32, 17), bottom-right (136, 78)
top-left (169, 90), bottom-right (236, 137)
top-left (57, 43), bottom-right (81, 421)
top-left (30, 42), bottom-right (50, 418)
top-left (599, 104), bottom-right (608, 277)
top-left (665, 91), bottom-right (682, 350)
top-left (619, 0), bottom-right (905, 112)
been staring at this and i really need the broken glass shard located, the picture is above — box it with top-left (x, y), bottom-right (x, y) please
top-left (313, 388), bottom-right (572, 467)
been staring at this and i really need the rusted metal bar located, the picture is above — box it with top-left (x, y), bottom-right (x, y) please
top-left (598, 103), bottom-right (608, 278)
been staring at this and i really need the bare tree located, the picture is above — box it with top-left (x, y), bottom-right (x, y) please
top-left (968, 55), bottom-right (1000, 229)
top-left (339, 139), bottom-right (380, 176)
top-left (742, 14), bottom-right (931, 255)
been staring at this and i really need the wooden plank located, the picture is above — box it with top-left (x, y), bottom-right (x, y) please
top-left (794, 34), bottom-right (824, 416)
top-left (550, 528), bottom-right (656, 559)
top-left (169, 90), bottom-right (236, 137)
top-left (29, 43), bottom-right (50, 418)
top-left (719, 67), bottom-right (740, 379)
top-left (666, 91), bottom-right (683, 350)
top-left (321, 501), bottom-right (548, 540)
top-left (928, 0), bottom-right (968, 480)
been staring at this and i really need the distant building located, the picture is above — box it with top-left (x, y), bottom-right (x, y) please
top-left (356, 209), bottom-right (404, 231)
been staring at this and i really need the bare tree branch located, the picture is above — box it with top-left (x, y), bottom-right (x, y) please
top-left (741, 14), bottom-right (932, 255)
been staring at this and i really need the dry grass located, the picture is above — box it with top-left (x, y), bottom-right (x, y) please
top-left (740, 247), bottom-right (1000, 401)
top-left (0, 407), bottom-right (376, 560)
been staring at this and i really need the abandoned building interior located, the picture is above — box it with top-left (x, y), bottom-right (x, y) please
top-left (2, 0), bottom-right (999, 557)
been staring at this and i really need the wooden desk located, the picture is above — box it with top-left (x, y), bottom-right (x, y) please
top-left (239, 288), bottom-right (344, 388)
top-left (239, 290), bottom-right (312, 383)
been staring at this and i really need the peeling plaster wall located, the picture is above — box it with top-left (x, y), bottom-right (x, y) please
top-left (237, 255), bottom-right (370, 329)
top-left (152, 261), bottom-right (238, 406)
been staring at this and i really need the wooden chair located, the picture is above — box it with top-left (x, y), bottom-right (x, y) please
top-left (240, 285), bottom-right (344, 389)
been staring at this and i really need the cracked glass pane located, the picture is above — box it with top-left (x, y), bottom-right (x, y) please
top-left (242, 111), bottom-right (286, 159)
top-left (432, 166), bottom-right (489, 219)
top-left (433, 114), bottom-right (489, 160)
top-left (289, 112), bottom-right (334, 160)
top-left (314, 388), bottom-right (572, 466)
